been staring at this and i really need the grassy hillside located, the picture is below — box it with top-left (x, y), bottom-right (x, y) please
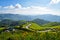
top-left (23, 22), bottom-right (44, 30)
top-left (0, 30), bottom-right (60, 40)
top-left (0, 19), bottom-right (60, 40)
top-left (43, 22), bottom-right (60, 27)
top-left (23, 22), bottom-right (60, 31)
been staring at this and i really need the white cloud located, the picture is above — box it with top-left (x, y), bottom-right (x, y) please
top-left (3, 3), bottom-right (22, 9)
top-left (15, 3), bottom-right (22, 8)
top-left (0, 3), bottom-right (60, 16)
top-left (4, 5), bottom-right (14, 9)
top-left (50, 0), bottom-right (60, 4)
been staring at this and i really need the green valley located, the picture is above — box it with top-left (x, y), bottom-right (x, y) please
top-left (0, 19), bottom-right (60, 40)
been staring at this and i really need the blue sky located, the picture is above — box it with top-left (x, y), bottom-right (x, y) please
top-left (0, 0), bottom-right (60, 16)
top-left (0, 0), bottom-right (50, 6)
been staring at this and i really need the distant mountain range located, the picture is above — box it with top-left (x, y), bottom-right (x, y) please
top-left (0, 14), bottom-right (60, 22)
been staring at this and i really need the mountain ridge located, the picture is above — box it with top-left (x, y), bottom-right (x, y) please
top-left (0, 14), bottom-right (60, 22)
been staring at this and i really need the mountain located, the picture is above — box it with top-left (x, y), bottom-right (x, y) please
top-left (32, 18), bottom-right (49, 25)
top-left (0, 14), bottom-right (60, 22)
top-left (36, 14), bottom-right (60, 22)
top-left (0, 14), bottom-right (35, 21)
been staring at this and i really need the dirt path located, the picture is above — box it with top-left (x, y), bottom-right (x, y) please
top-left (25, 24), bottom-right (52, 32)
top-left (37, 30), bottom-right (51, 32)
top-left (25, 24), bottom-right (31, 29)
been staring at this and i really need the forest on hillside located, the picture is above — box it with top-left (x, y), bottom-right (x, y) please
top-left (0, 19), bottom-right (60, 40)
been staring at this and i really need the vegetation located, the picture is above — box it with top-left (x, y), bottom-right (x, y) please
top-left (43, 22), bottom-right (60, 27)
top-left (0, 19), bottom-right (60, 40)
top-left (0, 30), bottom-right (60, 40)
top-left (32, 18), bottom-right (49, 25)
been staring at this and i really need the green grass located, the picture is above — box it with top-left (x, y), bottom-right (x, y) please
top-left (0, 30), bottom-right (60, 40)
top-left (22, 22), bottom-right (60, 31)
top-left (0, 27), bottom-right (5, 32)
top-left (23, 22), bottom-right (47, 31)
top-left (0, 22), bottom-right (60, 40)
top-left (29, 23), bottom-right (44, 30)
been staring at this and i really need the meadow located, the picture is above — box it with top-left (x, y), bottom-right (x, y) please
top-left (0, 20), bottom-right (60, 40)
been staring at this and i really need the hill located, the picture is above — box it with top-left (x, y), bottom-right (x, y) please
top-left (0, 19), bottom-right (27, 27)
top-left (0, 14), bottom-right (60, 22)
top-left (32, 18), bottom-right (49, 25)
top-left (23, 22), bottom-right (44, 31)
top-left (0, 14), bottom-right (34, 21)
top-left (43, 22), bottom-right (60, 27)
top-left (36, 14), bottom-right (60, 22)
